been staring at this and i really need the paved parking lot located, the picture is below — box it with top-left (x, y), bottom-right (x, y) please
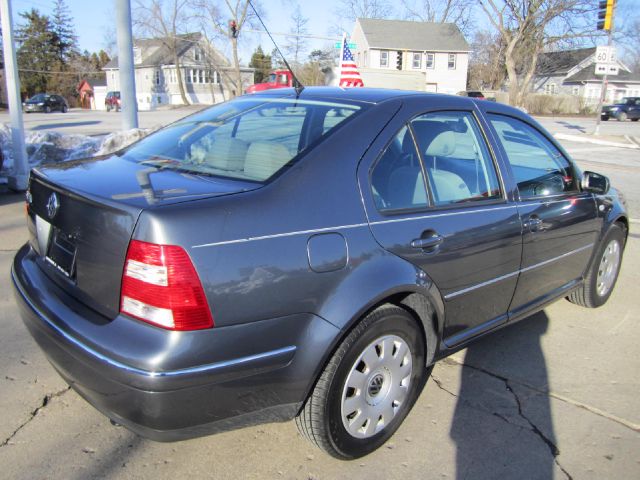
top-left (0, 108), bottom-right (639, 479)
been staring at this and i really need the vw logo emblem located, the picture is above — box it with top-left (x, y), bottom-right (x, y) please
top-left (46, 192), bottom-right (60, 219)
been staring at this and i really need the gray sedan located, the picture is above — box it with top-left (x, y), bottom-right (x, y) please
top-left (12, 87), bottom-right (627, 459)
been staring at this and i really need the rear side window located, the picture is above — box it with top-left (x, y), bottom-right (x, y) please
top-left (370, 126), bottom-right (428, 211)
top-left (488, 114), bottom-right (578, 198)
top-left (411, 111), bottom-right (501, 207)
top-left (121, 98), bottom-right (364, 182)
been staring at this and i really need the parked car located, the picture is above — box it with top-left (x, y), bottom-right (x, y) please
top-left (457, 90), bottom-right (485, 99)
top-left (245, 69), bottom-right (293, 94)
top-left (105, 91), bottom-right (121, 111)
top-left (22, 93), bottom-right (68, 113)
top-left (600, 96), bottom-right (640, 121)
top-left (13, 87), bottom-right (627, 459)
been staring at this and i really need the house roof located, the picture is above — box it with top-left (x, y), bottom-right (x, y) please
top-left (103, 32), bottom-right (227, 69)
top-left (564, 64), bottom-right (640, 83)
top-left (536, 47), bottom-right (596, 75)
top-left (356, 18), bottom-right (470, 52)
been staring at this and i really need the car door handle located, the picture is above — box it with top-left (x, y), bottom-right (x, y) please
top-left (411, 235), bottom-right (443, 250)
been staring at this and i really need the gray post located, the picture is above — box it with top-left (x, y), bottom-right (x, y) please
top-left (115, 0), bottom-right (138, 130)
top-left (594, 13), bottom-right (615, 136)
top-left (1, 0), bottom-right (29, 191)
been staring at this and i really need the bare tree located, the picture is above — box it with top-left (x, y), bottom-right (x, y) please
top-left (400, 0), bottom-right (476, 34)
top-left (615, 1), bottom-right (640, 72)
top-left (479, 0), bottom-right (596, 106)
top-left (333, 0), bottom-right (394, 35)
top-left (190, 0), bottom-right (256, 97)
top-left (467, 29), bottom-right (507, 90)
top-left (133, 0), bottom-right (192, 105)
top-left (284, 5), bottom-right (309, 66)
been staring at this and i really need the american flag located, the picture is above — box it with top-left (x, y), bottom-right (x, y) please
top-left (339, 35), bottom-right (364, 88)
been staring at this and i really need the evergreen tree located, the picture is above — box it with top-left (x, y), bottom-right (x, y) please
top-left (16, 9), bottom-right (58, 97)
top-left (51, 0), bottom-right (78, 63)
top-left (249, 46), bottom-right (272, 84)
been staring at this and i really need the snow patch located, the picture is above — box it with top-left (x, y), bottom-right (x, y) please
top-left (0, 124), bottom-right (160, 176)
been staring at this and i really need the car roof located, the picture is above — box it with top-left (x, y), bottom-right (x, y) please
top-left (251, 86), bottom-right (530, 119)
top-left (251, 86), bottom-right (442, 104)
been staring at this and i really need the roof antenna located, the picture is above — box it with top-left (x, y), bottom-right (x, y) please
top-left (247, 0), bottom-right (304, 96)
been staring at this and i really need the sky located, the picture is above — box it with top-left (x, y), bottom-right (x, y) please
top-left (9, 0), bottom-right (640, 65)
top-left (10, 0), bottom-right (346, 63)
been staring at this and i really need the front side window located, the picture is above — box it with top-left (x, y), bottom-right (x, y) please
top-left (370, 126), bottom-right (428, 211)
top-left (488, 114), bottom-right (578, 198)
top-left (412, 53), bottom-right (421, 69)
top-left (380, 51), bottom-right (388, 67)
top-left (426, 53), bottom-right (435, 69)
top-left (411, 111), bottom-right (501, 206)
top-left (448, 54), bottom-right (456, 69)
top-left (121, 98), bottom-right (365, 182)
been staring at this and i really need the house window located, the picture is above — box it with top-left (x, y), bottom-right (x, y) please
top-left (572, 86), bottom-right (579, 96)
top-left (412, 53), bottom-right (421, 69)
top-left (133, 47), bottom-right (142, 65)
top-left (194, 47), bottom-right (202, 61)
top-left (448, 53), bottom-right (456, 70)
top-left (212, 71), bottom-right (220, 85)
top-left (155, 69), bottom-right (161, 85)
top-left (551, 83), bottom-right (557, 95)
top-left (426, 53), bottom-right (434, 69)
top-left (380, 51), bottom-right (388, 67)
top-left (544, 83), bottom-right (550, 95)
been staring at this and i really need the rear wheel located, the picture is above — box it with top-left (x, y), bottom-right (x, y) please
top-left (568, 224), bottom-right (624, 308)
top-left (61, 105), bottom-right (67, 113)
top-left (632, 118), bottom-right (639, 122)
top-left (296, 305), bottom-right (427, 459)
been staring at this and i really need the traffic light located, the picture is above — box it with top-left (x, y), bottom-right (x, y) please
top-left (229, 19), bottom-right (238, 38)
top-left (597, 0), bottom-right (615, 31)
top-left (396, 51), bottom-right (403, 70)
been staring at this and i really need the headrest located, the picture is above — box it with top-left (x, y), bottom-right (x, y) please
top-left (244, 141), bottom-right (291, 180)
top-left (425, 130), bottom-right (456, 157)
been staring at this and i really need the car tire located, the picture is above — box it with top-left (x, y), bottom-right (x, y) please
top-left (568, 223), bottom-right (625, 308)
top-left (601, 116), bottom-right (609, 121)
top-left (61, 105), bottom-right (67, 113)
top-left (632, 118), bottom-right (639, 122)
top-left (106, 104), bottom-right (111, 112)
top-left (296, 304), bottom-right (427, 459)
top-left (45, 105), bottom-right (51, 113)
top-left (617, 112), bottom-right (627, 121)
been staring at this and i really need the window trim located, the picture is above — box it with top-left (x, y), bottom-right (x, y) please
top-left (380, 50), bottom-right (388, 68)
top-left (425, 53), bottom-right (435, 69)
top-left (368, 109), bottom-right (508, 216)
top-left (485, 112), bottom-right (582, 201)
top-left (448, 53), bottom-right (456, 70)
top-left (412, 52), bottom-right (422, 69)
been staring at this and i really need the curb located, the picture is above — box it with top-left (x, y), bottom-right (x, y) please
top-left (554, 133), bottom-right (640, 150)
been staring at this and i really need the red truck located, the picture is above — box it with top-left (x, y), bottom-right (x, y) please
top-left (245, 70), bottom-right (293, 94)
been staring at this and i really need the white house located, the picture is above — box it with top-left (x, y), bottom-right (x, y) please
top-left (350, 18), bottom-right (470, 94)
top-left (103, 33), bottom-right (254, 110)
top-left (533, 47), bottom-right (640, 104)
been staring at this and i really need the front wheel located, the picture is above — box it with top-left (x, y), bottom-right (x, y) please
top-left (617, 112), bottom-right (627, 121)
top-left (296, 305), bottom-right (427, 459)
top-left (568, 224), bottom-right (625, 308)
top-left (44, 105), bottom-right (51, 113)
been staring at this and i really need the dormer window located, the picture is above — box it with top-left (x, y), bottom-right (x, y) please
top-left (194, 47), bottom-right (202, 61)
top-left (133, 47), bottom-right (142, 65)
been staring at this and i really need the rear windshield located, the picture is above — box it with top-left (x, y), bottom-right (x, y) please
top-left (120, 96), bottom-right (364, 182)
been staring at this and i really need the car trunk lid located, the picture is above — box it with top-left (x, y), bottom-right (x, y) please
top-left (28, 154), bottom-right (261, 318)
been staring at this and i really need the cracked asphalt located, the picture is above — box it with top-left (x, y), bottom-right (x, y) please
top-left (1, 126), bottom-right (639, 479)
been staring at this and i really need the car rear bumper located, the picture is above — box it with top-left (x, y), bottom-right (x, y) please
top-left (12, 244), bottom-right (340, 441)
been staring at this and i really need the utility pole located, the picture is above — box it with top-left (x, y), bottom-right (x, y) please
top-left (1, 0), bottom-right (29, 191)
top-left (594, 0), bottom-right (616, 136)
top-left (115, 0), bottom-right (138, 130)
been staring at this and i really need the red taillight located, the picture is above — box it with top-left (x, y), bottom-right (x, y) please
top-left (120, 240), bottom-right (213, 331)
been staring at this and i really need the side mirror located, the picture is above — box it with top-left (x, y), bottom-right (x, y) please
top-left (581, 171), bottom-right (610, 194)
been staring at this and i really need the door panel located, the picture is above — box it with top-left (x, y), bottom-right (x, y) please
top-left (360, 105), bottom-right (523, 346)
top-left (486, 114), bottom-right (602, 314)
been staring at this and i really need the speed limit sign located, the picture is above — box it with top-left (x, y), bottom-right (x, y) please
top-left (595, 45), bottom-right (616, 63)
